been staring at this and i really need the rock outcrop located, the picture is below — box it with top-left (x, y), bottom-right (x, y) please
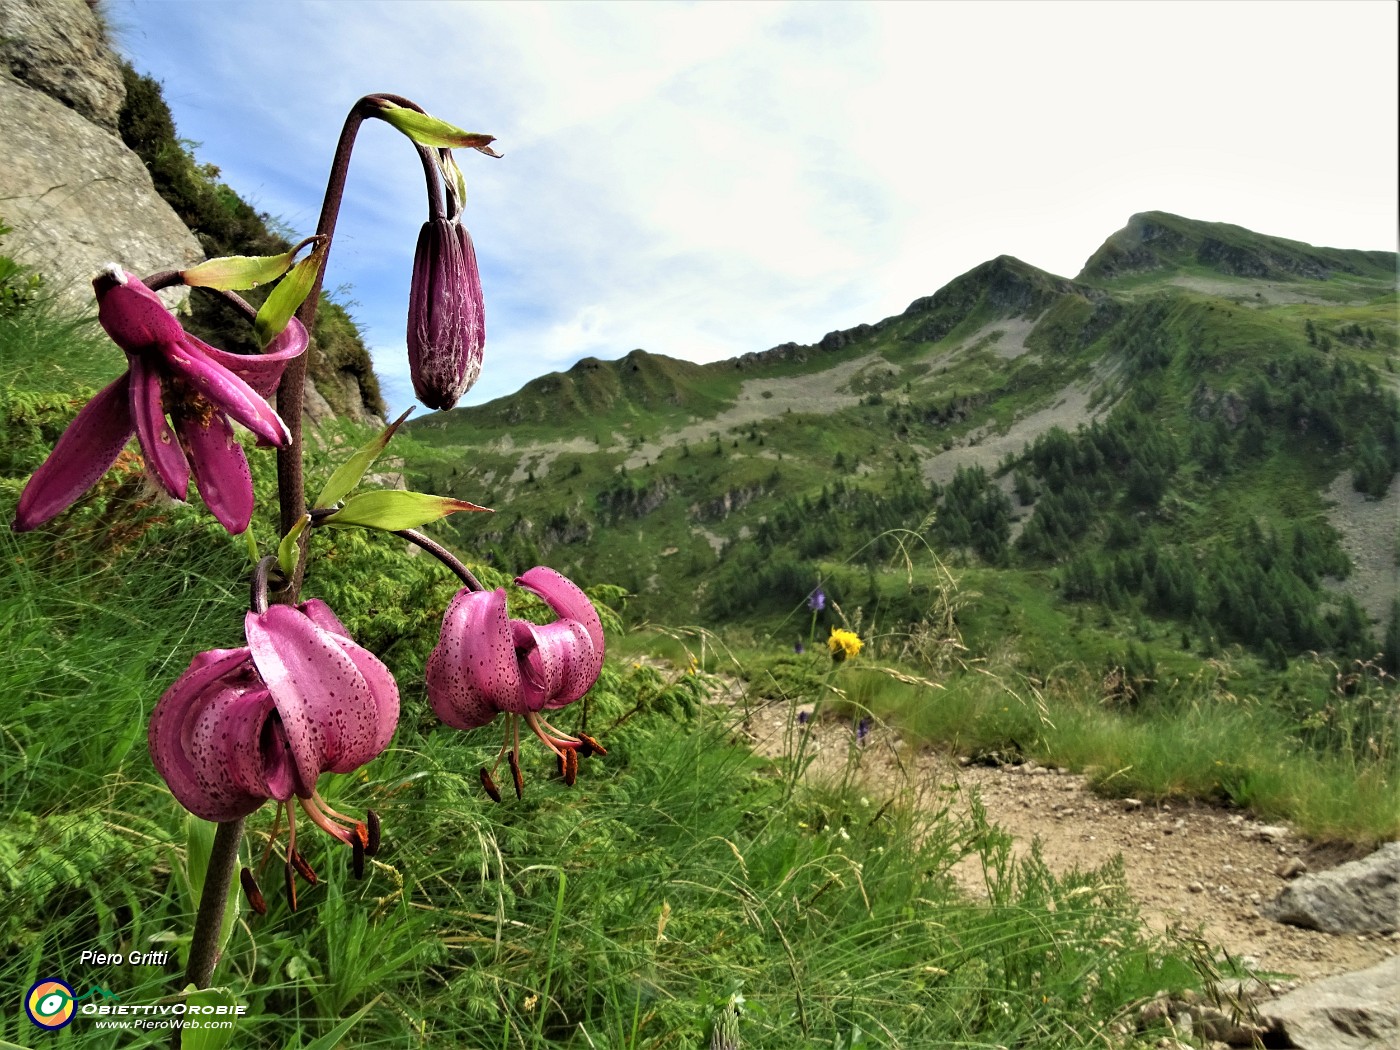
top-left (1262, 842), bottom-right (1400, 935)
top-left (0, 0), bottom-right (124, 130)
top-left (1254, 956), bottom-right (1400, 1050)
top-left (0, 0), bottom-right (203, 301)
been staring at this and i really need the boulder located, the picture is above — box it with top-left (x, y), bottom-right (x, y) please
top-left (1262, 842), bottom-right (1399, 934)
top-left (1254, 956), bottom-right (1400, 1050)
top-left (0, 0), bottom-right (125, 131)
top-left (0, 73), bottom-right (203, 304)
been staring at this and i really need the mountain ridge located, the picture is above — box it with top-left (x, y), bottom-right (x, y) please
top-left (406, 212), bottom-right (1398, 674)
top-left (420, 212), bottom-right (1394, 434)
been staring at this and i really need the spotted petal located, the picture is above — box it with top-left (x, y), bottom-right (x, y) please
top-left (517, 566), bottom-right (605, 690)
top-left (12, 371), bottom-right (134, 531)
top-left (509, 617), bottom-right (597, 712)
top-left (128, 354), bottom-right (190, 500)
top-left (94, 268), bottom-right (188, 352)
top-left (245, 605), bottom-right (399, 792)
top-left (426, 587), bottom-right (516, 729)
top-left (148, 648), bottom-right (279, 821)
top-left (174, 407), bottom-right (254, 534)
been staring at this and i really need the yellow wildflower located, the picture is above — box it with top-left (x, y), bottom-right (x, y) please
top-left (828, 628), bottom-right (863, 663)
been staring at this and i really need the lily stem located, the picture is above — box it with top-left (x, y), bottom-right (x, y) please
top-left (176, 818), bottom-right (243, 1028)
top-left (395, 528), bottom-right (484, 590)
top-left (180, 94), bottom-right (441, 1017)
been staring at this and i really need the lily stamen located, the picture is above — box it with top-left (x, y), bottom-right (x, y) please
top-left (285, 801), bottom-right (299, 911)
top-left (523, 711), bottom-right (572, 755)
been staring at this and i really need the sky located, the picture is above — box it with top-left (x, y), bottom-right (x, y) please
top-left (110, 1), bottom-right (1399, 420)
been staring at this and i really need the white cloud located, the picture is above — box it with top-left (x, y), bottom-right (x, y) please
top-left (113, 0), bottom-right (1398, 419)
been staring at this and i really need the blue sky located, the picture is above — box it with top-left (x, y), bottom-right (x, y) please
top-left (110, 1), bottom-right (1399, 420)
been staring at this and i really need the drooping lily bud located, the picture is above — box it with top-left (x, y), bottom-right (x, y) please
top-left (407, 218), bottom-right (484, 411)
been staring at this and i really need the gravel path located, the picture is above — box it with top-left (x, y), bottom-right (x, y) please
top-left (736, 703), bottom-right (1395, 981)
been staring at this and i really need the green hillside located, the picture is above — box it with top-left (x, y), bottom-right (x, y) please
top-left (408, 213), bottom-right (1398, 671)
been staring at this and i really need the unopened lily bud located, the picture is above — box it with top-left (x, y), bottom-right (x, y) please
top-left (407, 218), bottom-right (484, 410)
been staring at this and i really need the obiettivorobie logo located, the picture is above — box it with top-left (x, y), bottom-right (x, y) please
top-left (24, 978), bottom-right (120, 1030)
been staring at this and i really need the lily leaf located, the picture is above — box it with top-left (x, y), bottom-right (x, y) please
top-left (315, 409), bottom-right (414, 508)
top-left (374, 102), bottom-right (502, 155)
top-left (277, 514), bottom-right (311, 579)
top-left (321, 490), bottom-right (490, 532)
top-left (182, 251), bottom-right (296, 291)
top-left (253, 241), bottom-right (326, 348)
top-left (180, 985), bottom-right (239, 1050)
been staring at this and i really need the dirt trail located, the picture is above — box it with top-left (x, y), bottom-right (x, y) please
top-left (736, 703), bottom-right (1396, 981)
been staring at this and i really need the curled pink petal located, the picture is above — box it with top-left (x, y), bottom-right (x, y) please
top-left (191, 318), bottom-right (307, 399)
top-left (174, 408), bottom-right (253, 534)
top-left (518, 619), bottom-right (599, 711)
top-left (94, 267), bottom-right (188, 352)
top-left (12, 372), bottom-right (134, 531)
top-left (164, 336), bottom-right (290, 446)
top-left (128, 354), bottom-right (189, 500)
top-left (517, 566), bottom-right (605, 684)
top-left (148, 648), bottom-right (272, 821)
top-left (426, 587), bottom-right (516, 729)
top-left (245, 605), bottom-right (400, 788)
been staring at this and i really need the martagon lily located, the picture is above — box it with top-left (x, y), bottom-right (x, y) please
top-left (427, 566), bottom-right (606, 799)
top-left (149, 594), bottom-right (399, 909)
top-left (12, 266), bottom-right (306, 535)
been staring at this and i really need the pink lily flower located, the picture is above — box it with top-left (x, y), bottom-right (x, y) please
top-left (12, 266), bottom-right (306, 535)
top-left (149, 599), bottom-right (399, 908)
top-left (406, 216), bottom-right (484, 411)
top-left (426, 566), bottom-right (606, 798)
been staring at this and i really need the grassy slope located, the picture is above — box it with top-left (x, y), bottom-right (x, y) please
top-left (0, 285), bottom-right (1221, 1045)
top-left (402, 215), bottom-right (1399, 841)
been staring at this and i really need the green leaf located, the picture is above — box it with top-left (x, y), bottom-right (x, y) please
top-left (184, 816), bottom-right (214, 907)
top-left (300, 995), bottom-right (381, 1050)
top-left (182, 251), bottom-right (296, 291)
top-left (374, 102), bottom-right (502, 154)
top-left (315, 409), bottom-right (414, 508)
top-left (179, 985), bottom-right (240, 1050)
top-left (320, 490), bottom-right (490, 532)
top-left (181, 818), bottom-right (241, 969)
top-left (278, 514), bottom-right (311, 579)
top-left (253, 242), bottom-right (326, 348)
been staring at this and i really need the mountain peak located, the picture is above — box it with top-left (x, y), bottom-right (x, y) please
top-left (1078, 211), bottom-right (1395, 284)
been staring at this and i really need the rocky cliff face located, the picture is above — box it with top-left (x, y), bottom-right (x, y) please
top-left (0, 0), bottom-right (383, 427)
top-left (0, 0), bottom-right (202, 301)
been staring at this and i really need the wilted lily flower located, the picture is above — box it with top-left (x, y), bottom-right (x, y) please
top-left (12, 267), bottom-right (306, 535)
top-left (149, 598), bottom-right (399, 909)
top-left (426, 566), bottom-right (605, 799)
top-left (407, 217), bottom-right (484, 410)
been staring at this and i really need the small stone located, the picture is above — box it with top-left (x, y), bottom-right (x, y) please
top-left (1124, 798), bottom-right (1144, 812)
top-left (1275, 857), bottom-right (1307, 879)
top-left (1188, 881), bottom-right (1205, 894)
top-left (1255, 824), bottom-right (1289, 843)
